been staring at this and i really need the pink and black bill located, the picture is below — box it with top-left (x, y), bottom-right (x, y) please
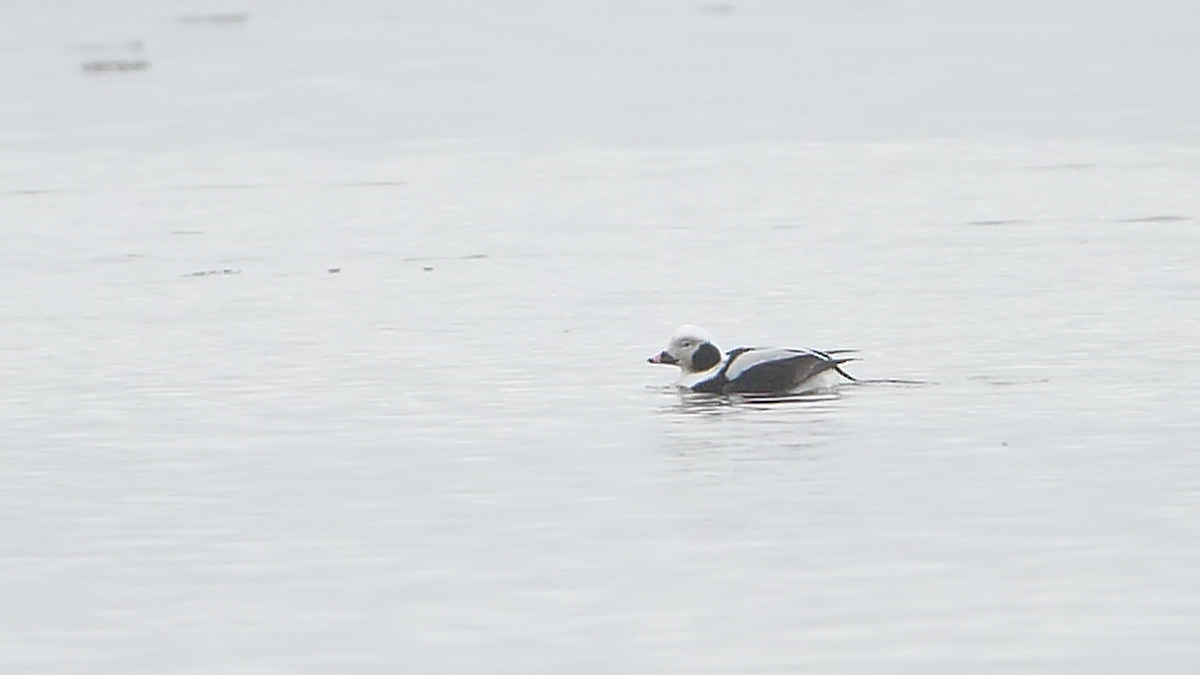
top-left (648, 350), bottom-right (678, 365)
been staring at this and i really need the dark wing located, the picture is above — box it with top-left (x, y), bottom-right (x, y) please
top-left (723, 348), bottom-right (851, 394)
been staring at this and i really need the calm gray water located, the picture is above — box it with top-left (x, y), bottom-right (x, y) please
top-left (2, 1), bottom-right (1199, 672)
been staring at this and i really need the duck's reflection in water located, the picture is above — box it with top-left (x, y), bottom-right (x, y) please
top-left (652, 387), bottom-right (845, 473)
top-left (658, 388), bottom-right (844, 415)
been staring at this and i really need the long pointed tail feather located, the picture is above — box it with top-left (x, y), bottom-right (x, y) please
top-left (831, 359), bottom-right (860, 383)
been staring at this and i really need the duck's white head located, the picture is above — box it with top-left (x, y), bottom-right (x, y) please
top-left (647, 324), bottom-right (723, 373)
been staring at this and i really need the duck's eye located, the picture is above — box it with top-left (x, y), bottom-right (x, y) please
top-left (679, 341), bottom-right (692, 348)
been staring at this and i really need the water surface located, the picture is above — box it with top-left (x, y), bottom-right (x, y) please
top-left (2, 1), bottom-right (1200, 672)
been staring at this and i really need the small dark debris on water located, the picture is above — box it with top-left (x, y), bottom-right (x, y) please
top-left (8, 189), bottom-right (66, 196)
top-left (967, 219), bottom-right (1025, 226)
top-left (423, 266), bottom-right (434, 272)
top-left (186, 268), bottom-right (241, 277)
top-left (82, 60), bottom-right (151, 74)
top-left (178, 13), bottom-right (248, 24)
top-left (698, 3), bottom-right (736, 14)
top-left (400, 253), bottom-right (489, 263)
top-left (1117, 215), bottom-right (1191, 224)
top-left (328, 267), bottom-right (341, 274)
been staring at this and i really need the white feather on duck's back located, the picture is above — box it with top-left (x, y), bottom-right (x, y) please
top-left (648, 325), bottom-right (857, 395)
top-left (723, 347), bottom-right (826, 380)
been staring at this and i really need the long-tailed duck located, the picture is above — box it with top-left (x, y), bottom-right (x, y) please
top-left (648, 324), bottom-right (857, 395)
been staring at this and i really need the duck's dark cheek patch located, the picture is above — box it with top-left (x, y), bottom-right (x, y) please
top-left (692, 342), bottom-right (722, 371)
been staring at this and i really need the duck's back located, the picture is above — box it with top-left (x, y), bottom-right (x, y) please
top-left (723, 348), bottom-right (845, 394)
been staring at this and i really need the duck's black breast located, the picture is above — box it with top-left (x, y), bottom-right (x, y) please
top-left (688, 375), bottom-right (726, 394)
top-left (684, 347), bottom-right (751, 394)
